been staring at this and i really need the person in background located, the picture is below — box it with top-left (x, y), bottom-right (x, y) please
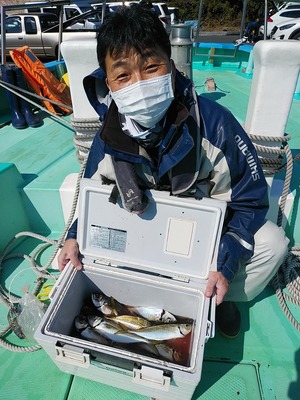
top-left (235, 18), bottom-right (263, 45)
top-left (58, 4), bottom-right (289, 339)
top-left (244, 18), bottom-right (263, 42)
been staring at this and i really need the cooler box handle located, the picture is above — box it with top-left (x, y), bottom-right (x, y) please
top-left (132, 366), bottom-right (171, 392)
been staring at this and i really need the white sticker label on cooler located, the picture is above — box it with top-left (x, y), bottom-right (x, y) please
top-left (165, 217), bottom-right (195, 256)
top-left (90, 224), bottom-right (127, 252)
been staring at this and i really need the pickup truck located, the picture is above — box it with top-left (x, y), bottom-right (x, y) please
top-left (1, 12), bottom-right (98, 59)
top-left (24, 3), bottom-right (102, 30)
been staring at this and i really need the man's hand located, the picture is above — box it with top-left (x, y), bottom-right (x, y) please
top-left (205, 271), bottom-right (229, 305)
top-left (58, 239), bottom-right (82, 271)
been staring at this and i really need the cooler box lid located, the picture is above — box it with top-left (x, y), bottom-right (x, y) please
top-left (77, 179), bottom-right (226, 282)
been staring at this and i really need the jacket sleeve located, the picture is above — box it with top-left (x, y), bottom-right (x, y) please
top-left (66, 67), bottom-right (110, 241)
top-left (65, 133), bottom-right (106, 240)
top-left (199, 97), bottom-right (269, 282)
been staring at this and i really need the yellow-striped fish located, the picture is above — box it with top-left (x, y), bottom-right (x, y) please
top-left (107, 315), bottom-right (152, 330)
top-left (126, 306), bottom-right (177, 323)
top-left (128, 323), bottom-right (192, 341)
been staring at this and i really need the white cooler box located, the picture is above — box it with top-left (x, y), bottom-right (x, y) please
top-left (35, 178), bottom-right (226, 400)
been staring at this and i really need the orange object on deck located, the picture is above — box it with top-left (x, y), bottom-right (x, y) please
top-left (10, 46), bottom-right (72, 115)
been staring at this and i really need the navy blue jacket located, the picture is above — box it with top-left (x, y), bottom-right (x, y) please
top-left (67, 68), bottom-right (269, 282)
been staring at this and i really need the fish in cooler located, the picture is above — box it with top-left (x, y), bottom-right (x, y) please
top-left (91, 291), bottom-right (177, 323)
top-left (137, 342), bottom-right (184, 363)
top-left (87, 315), bottom-right (151, 344)
top-left (106, 315), bottom-right (152, 330)
top-left (127, 323), bottom-right (192, 341)
top-left (73, 290), bottom-right (194, 365)
top-left (75, 314), bottom-right (110, 345)
top-left (91, 293), bottom-right (128, 317)
top-left (126, 305), bottom-right (177, 323)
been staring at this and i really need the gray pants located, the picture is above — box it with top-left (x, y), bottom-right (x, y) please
top-left (225, 220), bottom-right (289, 302)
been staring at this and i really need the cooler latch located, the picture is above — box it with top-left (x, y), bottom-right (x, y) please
top-left (55, 344), bottom-right (90, 368)
top-left (132, 366), bottom-right (171, 391)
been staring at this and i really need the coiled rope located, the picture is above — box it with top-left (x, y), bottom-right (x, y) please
top-left (248, 132), bottom-right (300, 331)
top-left (0, 154), bottom-right (87, 352)
top-left (72, 118), bottom-right (102, 163)
top-left (0, 74), bottom-right (100, 350)
top-left (0, 77), bottom-right (99, 351)
top-left (0, 78), bottom-right (76, 351)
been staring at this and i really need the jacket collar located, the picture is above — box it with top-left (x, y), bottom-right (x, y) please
top-left (83, 67), bottom-right (109, 122)
top-left (84, 68), bottom-right (201, 194)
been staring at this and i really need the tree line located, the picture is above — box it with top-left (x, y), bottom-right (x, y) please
top-left (168, 0), bottom-right (276, 29)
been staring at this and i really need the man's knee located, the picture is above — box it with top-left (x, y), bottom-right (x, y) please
top-left (254, 220), bottom-right (289, 264)
top-left (225, 221), bottom-right (289, 302)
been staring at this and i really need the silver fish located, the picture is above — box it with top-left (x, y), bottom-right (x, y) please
top-left (91, 293), bottom-right (128, 317)
top-left (91, 293), bottom-right (115, 316)
top-left (138, 342), bottom-right (183, 363)
top-left (154, 343), bottom-right (183, 363)
top-left (79, 326), bottom-right (110, 345)
top-left (128, 323), bottom-right (192, 341)
top-left (88, 315), bottom-right (150, 344)
top-left (126, 306), bottom-right (177, 323)
top-left (107, 315), bottom-right (152, 330)
top-left (75, 314), bottom-right (109, 344)
top-left (74, 314), bottom-right (89, 331)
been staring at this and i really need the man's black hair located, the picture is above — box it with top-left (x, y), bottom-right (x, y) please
top-left (96, 4), bottom-right (171, 72)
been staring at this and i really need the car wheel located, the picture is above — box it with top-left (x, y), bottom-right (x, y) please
top-left (290, 30), bottom-right (300, 40)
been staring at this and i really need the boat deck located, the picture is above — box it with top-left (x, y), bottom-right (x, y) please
top-left (0, 56), bottom-right (299, 400)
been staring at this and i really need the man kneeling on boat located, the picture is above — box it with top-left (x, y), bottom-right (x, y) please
top-left (58, 4), bottom-right (289, 339)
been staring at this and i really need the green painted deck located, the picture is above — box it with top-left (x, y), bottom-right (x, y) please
top-left (0, 50), bottom-right (299, 400)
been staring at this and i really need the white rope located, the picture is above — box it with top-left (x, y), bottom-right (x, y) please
top-left (0, 75), bottom-right (96, 352)
top-left (248, 132), bottom-right (300, 331)
top-left (71, 119), bottom-right (102, 163)
top-left (0, 158), bottom-right (87, 352)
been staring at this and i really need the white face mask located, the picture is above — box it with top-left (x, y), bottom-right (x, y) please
top-left (110, 73), bottom-right (174, 129)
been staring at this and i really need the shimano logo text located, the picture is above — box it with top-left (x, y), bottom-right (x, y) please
top-left (235, 135), bottom-right (260, 181)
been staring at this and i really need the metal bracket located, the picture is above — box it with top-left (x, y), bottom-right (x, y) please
top-left (172, 274), bottom-right (190, 283)
top-left (56, 344), bottom-right (90, 368)
top-left (132, 366), bottom-right (171, 392)
top-left (209, 296), bottom-right (216, 339)
top-left (204, 296), bottom-right (216, 342)
top-left (94, 257), bottom-right (112, 266)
